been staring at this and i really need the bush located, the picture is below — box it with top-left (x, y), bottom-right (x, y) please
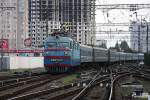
top-left (144, 53), bottom-right (150, 66)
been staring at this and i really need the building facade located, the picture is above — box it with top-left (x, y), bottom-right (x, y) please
top-left (0, 0), bottom-right (18, 49)
top-left (18, 0), bottom-right (29, 49)
top-left (130, 21), bottom-right (150, 53)
top-left (0, 0), bottom-right (28, 50)
top-left (29, 0), bottom-right (96, 47)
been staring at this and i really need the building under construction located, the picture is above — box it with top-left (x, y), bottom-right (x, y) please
top-left (29, 0), bottom-right (96, 47)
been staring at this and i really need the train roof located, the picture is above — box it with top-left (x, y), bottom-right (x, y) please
top-left (80, 44), bottom-right (108, 51)
top-left (45, 36), bottom-right (73, 42)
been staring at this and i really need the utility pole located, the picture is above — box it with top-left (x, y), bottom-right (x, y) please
top-left (138, 25), bottom-right (141, 53)
top-left (91, 37), bottom-right (95, 62)
top-left (146, 23), bottom-right (149, 53)
top-left (0, 35), bottom-right (4, 71)
top-left (46, 0), bottom-right (49, 37)
top-left (137, 25), bottom-right (140, 62)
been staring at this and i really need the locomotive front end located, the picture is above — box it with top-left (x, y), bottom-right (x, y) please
top-left (44, 36), bottom-right (72, 73)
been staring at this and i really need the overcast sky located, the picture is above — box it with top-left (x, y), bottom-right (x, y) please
top-left (95, 0), bottom-right (150, 47)
top-left (96, 0), bottom-right (150, 23)
top-left (96, 0), bottom-right (150, 4)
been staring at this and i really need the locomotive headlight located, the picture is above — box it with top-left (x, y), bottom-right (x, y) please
top-left (64, 51), bottom-right (69, 55)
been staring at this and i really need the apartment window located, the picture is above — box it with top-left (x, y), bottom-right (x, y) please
top-left (7, 12), bottom-right (10, 15)
top-left (7, 30), bottom-right (10, 33)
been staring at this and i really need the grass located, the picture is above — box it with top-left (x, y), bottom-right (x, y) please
top-left (134, 97), bottom-right (148, 100)
top-left (137, 78), bottom-right (150, 93)
top-left (9, 68), bottom-right (45, 74)
top-left (121, 87), bottom-right (134, 96)
top-left (10, 68), bottom-right (32, 73)
top-left (62, 74), bottom-right (78, 85)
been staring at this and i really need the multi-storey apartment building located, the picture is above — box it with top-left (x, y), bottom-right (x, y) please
top-left (0, 0), bottom-right (28, 50)
top-left (130, 21), bottom-right (150, 53)
top-left (29, 0), bottom-right (96, 47)
top-left (0, 0), bottom-right (18, 49)
top-left (18, 0), bottom-right (29, 49)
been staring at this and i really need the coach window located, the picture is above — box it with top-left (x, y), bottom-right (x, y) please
top-left (77, 44), bottom-right (79, 50)
top-left (70, 42), bottom-right (72, 49)
top-left (75, 43), bottom-right (77, 50)
top-left (73, 41), bottom-right (76, 49)
top-left (73, 43), bottom-right (75, 49)
top-left (74, 43), bottom-right (76, 50)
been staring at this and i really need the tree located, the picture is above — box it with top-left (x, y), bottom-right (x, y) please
top-left (115, 41), bottom-right (120, 51)
top-left (120, 40), bottom-right (129, 51)
top-left (119, 40), bottom-right (135, 52)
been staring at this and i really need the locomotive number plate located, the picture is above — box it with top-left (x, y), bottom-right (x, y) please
top-left (51, 59), bottom-right (63, 62)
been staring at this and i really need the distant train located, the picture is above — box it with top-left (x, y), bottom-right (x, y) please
top-left (43, 35), bottom-right (144, 73)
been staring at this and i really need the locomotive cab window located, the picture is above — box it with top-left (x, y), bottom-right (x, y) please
top-left (58, 42), bottom-right (69, 48)
top-left (47, 42), bottom-right (57, 48)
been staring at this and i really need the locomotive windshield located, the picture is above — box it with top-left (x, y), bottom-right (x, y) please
top-left (58, 42), bottom-right (69, 48)
top-left (47, 42), bottom-right (57, 48)
top-left (46, 42), bottom-right (69, 48)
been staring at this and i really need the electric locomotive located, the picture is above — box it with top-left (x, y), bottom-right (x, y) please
top-left (44, 34), bottom-right (144, 73)
top-left (44, 35), bottom-right (80, 73)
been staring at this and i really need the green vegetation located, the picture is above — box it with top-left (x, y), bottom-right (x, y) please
top-left (115, 41), bottom-right (120, 51)
top-left (121, 87), bottom-right (134, 96)
top-left (144, 53), bottom-right (150, 66)
top-left (62, 74), bottom-right (78, 85)
top-left (137, 78), bottom-right (150, 93)
top-left (111, 40), bottom-right (134, 52)
top-left (120, 40), bottom-right (130, 51)
top-left (134, 97), bottom-right (148, 100)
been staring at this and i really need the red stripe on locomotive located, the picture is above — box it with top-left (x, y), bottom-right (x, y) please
top-left (44, 64), bottom-right (71, 67)
top-left (44, 56), bottom-right (70, 59)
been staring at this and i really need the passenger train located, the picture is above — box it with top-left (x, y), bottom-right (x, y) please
top-left (44, 35), bottom-right (144, 73)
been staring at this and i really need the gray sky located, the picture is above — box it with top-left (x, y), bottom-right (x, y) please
top-left (96, 0), bottom-right (150, 4)
top-left (96, 0), bottom-right (150, 23)
top-left (95, 0), bottom-right (150, 47)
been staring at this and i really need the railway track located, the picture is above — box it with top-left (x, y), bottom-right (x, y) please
top-left (109, 64), bottom-right (150, 100)
top-left (7, 71), bottom-right (101, 100)
top-left (0, 63), bottom-right (148, 100)
top-left (1, 69), bottom-right (97, 100)
top-left (0, 74), bottom-right (48, 87)
top-left (71, 63), bottom-right (148, 100)
top-left (0, 74), bottom-right (67, 100)
top-left (9, 64), bottom-right (137, 100)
